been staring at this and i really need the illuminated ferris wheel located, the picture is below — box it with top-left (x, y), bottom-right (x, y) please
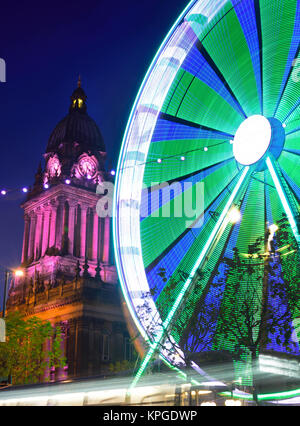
top-left (113, 0), bottom-right (300, 385)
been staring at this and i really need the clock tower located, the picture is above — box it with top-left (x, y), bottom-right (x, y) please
top-left (7, 78), bottom-right (132, 380)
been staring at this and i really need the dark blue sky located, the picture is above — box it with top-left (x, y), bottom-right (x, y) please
top-left (0, 0), bottom-right (188, 289)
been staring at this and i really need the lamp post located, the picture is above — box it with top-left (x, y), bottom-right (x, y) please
top-left (0, 270), bottom-right (10, 347)
top-left (0, 268), bottom-right (23, 385)
top-left (2, 270), bottom-right (9, 319)
top-left (2, 268), bottom-right (24, 318)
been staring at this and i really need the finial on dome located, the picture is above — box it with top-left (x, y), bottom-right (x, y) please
top-left (69, 75), bottom-right (87, 113)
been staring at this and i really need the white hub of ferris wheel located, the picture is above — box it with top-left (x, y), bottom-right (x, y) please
top-left (233, 115), bottom-right (272, 166)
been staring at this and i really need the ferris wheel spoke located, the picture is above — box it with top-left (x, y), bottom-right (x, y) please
top-left (143, 162), bottom-right (240, 272)
top-left (144, 157), bottom-right (234, 201)
top-left (280, 170), bottom-right (300, 202)
top-left (144, 139), bottom-right (234, 186)
top-left (130, 166), bottom-right (250, 389)
top-left (142, 160), bottom-right (234, 232)
top-left (190, 4), bottom-right (262, 117)
top-left (286, 126), bottom-right (300, 137)
top-left (158, 167), bottom-right (250, 325)
top-left (260, 0), bottom-right (299, 117)
top-left (266, 156), bottom-right (300, 248)
top-left (162, 56), bottom-right (244, 135)
top-left (145, 166), bottom-right (243, 299)
top-left (193, 41), bottom-right (247, 119)
top-left (281, 100), bottom-right (300, 124)
top-left (273, 47), bottom-right (300, 118)
top-left (158, 112), bottom-right (234, 139)
top-left (283, 148), bottom-right (300, 157)
top-left (177, 181), bottom-right (255, 350)
top-left (161, 81), bottom-right (242, 136)
top-left (163, 179), bottom-right (253, 339)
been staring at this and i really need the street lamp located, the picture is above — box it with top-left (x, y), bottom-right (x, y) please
top-left (2, 269), bottom-right (24, 319)
top-left (268, 223), bottom-right (279, 252)
top-left (14, 269), bottom-right (24, 278)
top-left (228, 206), bottom-right (242, 224)
top-left (0, 268), bottom-right (23, 383)
top-left (225, 399), bottom-right (242, 406)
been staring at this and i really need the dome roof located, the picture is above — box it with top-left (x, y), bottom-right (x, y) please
top-left (46, 78), bottom-right (105, 153)
top-left (46, 111), bottom-right (105, 153)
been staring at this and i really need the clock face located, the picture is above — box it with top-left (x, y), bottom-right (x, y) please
top-left (78, 156), bottom-right (97, 178)
top-left (48, 156), bottom-right (61, 177)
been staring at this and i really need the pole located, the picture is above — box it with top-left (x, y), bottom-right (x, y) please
top-left (1, 269), bottom-right (12, 385)
top-left (2, 270), bottom-right (9, 318)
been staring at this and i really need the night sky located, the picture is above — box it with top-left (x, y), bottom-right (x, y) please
top-left (0, 0), bottom-right (188, 296)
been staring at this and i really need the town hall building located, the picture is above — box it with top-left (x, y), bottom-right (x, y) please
top-left (6, 78), bottom-right (133, 380)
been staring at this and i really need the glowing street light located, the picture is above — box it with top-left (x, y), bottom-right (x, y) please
top-left (14, 269), bottom-right (24, 277)
top-left (269, 224), bottom-right (279, 234)
top-left (268, 223), bottom-right (279, 252)
top-left (228, 207), bottom-right (242, 224)
top-left (2, 269), bottom-right (24, 318)
top-left (225, 399), bottom-right (242, 406)
top-left (201, 401), bottom-right (216, 406)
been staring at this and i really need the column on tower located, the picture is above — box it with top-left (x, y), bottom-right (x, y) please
top-left (85, 208), bottom-right (94, 260)
top-left (21, 214), bottom-right (30, 264)
top-left (98, 218), bottom-right (104, 261)
top-left (61, 201), bottom-right (69, 253)
top-left (80, 205), bottom-right (88, 258)
top-left (28, 212), bottom-right (37, 261)
top-left (73, 204), bottom-right (81, 258)
top-left (41, 206), bottom-right (51, 256)
top-left (67, 201), bottom-right (77, 256)
top-left (48, 201), bottom-right (58, 249)
top-left (34, 209), bottom-right (43, 260)
top-left (55, 196), bottom-right (66, 251)
top-left (103, 216), bottom-right (110, 263)
top-left (92, 209), bottom-right (99, 261)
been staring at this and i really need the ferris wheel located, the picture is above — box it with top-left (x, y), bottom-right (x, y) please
top-left (113, 0), bottom-right (300, 386)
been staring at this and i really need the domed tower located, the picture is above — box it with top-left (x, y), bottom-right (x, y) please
top-left (44, 76), bottom-right (107, 190)
top-left (19, 77), bottom-right (114, 281)
top-left (7, 79), bottom-right (131, 380)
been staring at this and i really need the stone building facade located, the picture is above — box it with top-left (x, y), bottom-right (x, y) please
top-left (6, 78), bottom-right (132, 380)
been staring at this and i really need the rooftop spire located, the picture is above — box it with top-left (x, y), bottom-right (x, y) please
top-left (45, 77), bottom-right (106, 155)
top-left (70, 75), bottom-right (87, 113)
